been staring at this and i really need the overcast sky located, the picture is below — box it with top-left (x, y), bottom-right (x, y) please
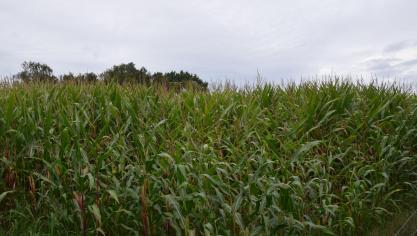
top-left (1, 0), bottom-right (417, 85)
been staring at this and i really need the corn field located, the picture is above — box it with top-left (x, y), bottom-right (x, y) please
top-left (1, 80), bottom-right (417, 235)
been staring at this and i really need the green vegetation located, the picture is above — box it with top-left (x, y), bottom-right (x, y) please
top-left (11, 61), bottom-right (208, 91)
top-left (62, 73), bottom-right (98, 84)
top-left (17, 61), bottom-right (57, 82)
top-left (1, 80), bottom-right (417, 235)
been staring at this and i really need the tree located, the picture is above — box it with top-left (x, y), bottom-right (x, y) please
top-left (61, 72), bottom-right (97, 83)
top-left (17, 61), bottom-right (56, 82)
top-left (163, 71), bottom-right (208, 90)
top-left (82, 72), bottom-right (98, 82)
top-left (101, 62), bottom-right (150, 84)
top-left (151, 72), bottom-right (167, 83)
top-left (61, 72), bottom-right (76, 81)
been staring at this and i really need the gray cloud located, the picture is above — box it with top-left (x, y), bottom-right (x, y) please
top-left (364, 58), bottom-right (401, 71)
top-left (398, 58), bottom-right (417, 67)
top-left (1, 0), bottom-right (417, 84)
top-left (384, 40), bottom-right (417, 53)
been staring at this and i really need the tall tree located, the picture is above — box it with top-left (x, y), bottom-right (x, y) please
top-left (17, 61), bottom-right (56, 82)
top-left (101, 62), bottom-right (150, 84)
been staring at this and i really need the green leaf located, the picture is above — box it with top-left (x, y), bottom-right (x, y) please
top-left (107, 190), bottom-right (120, 204)
top-left (0, 191), bottom-right (14, 203)
top-left (292, 140), bottom-right (322, 162)
top-left (90, 204), bottom-right (102, 226)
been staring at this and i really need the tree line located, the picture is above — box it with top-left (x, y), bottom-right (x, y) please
top-left (12, 61), bottom-right (208, 90)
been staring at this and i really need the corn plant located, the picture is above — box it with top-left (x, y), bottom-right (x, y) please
top-left (1, 80), bottom-right (417, 235)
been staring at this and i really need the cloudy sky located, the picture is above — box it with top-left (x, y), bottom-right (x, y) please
top-left (1, 0), bottom-right (417, 85)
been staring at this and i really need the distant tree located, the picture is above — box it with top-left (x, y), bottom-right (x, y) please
top-left (61, 72), bottom-right (76, 81)
top-left (81, 72), bottom-right (98, 82)
top-left (101, 62), bottom-right (150, 84)
top-left (163, 71), bottom-right (208, 90)
top-left (17, 61), bottom-right (56, 82)
top-left (151, 72), bottom-right (167, 83)
top-left (61, 72), bottom-right (97, 83)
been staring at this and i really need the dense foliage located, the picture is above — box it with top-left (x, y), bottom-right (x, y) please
top-left (16, 61), bottom-right (57, 82)
top-left (61, 73), bottom-right (98, 83)
top-left (14, 61), bottom-right (208, 90)
top-left (101, 63), bottom-right (150, 85)
top-left (0, 80), bottom-right (417, 235)
top-left (163, 71), bottom-right (208, 89)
